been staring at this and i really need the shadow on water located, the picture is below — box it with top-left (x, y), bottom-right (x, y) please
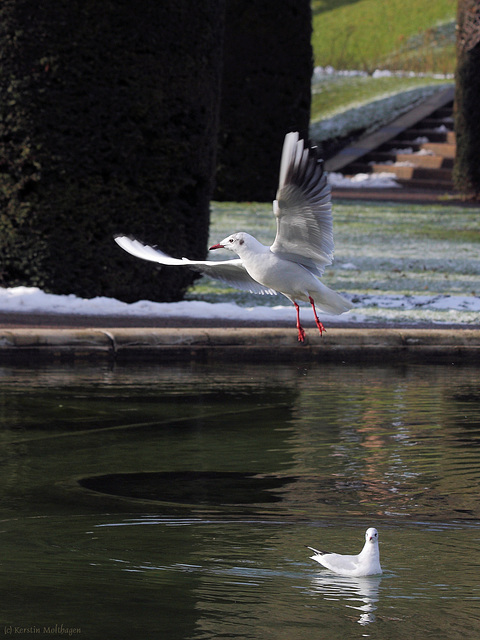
top-left (0, 360), bottom-right (479, 639)
top-left (79, 471), bottom-right (296, 505)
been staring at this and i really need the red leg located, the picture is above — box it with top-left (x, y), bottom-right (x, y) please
top-left (309, 296), bottom-right (326, 336)
top-left (294, 301), bottom-right (305, 342)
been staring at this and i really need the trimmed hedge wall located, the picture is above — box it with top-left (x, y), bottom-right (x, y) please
top-left (0, 0), bottom-right (224, 302)
top-left (214, 0), bottom-right (313, 202)
top-left (454, 0), bottom-right (480, 198)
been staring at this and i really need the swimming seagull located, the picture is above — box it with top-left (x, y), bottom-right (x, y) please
top-left (307, 528), bottom-right (382, 577)
top-left (115, 131), bottom-right (352, 342)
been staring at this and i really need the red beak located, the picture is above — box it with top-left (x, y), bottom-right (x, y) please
top-left (209, 243), bottom-right (224, 250)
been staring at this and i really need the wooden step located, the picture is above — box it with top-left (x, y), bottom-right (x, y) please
top-left (433, 106), bottom-right (454, 119)
top-left (380, 139), bottom-right (425, 152)
top-left (398, 128), bottom-right (451, 142)
top-left (355, 151), bottom-right (450, 169)
top-left (420, 117), bottom-right (454, 130)
top-left (395, 153), bottom-right (452, 169)
top-left (371, 164), bottom-right (453, 182)
top-left (359, 147), bottom-right (454, 165)
top-left (421, 142), bottom-right (456, 158)
top-left (396, 177), bottom-right (454, 191)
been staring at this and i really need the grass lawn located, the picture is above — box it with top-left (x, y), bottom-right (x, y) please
top-left (311, 0), bottom-right (456, 73)
top-left (308, 1), bottom-right (456, 141)
top-left (186, 200), bottom-right (480, 325)
top-left (310, 73), bottom-right (451, 122)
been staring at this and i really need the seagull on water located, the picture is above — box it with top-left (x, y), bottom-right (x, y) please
top-left (115, 131), bottom-right (352, 342)
top-left (307, 528), bottom-right (382, 577)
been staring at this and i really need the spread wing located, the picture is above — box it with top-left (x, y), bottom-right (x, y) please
top-left (114, 236), bottom-right (277, 296)
top-left (270, 132), bottom-right (334, 277)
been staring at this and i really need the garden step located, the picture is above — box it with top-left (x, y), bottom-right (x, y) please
top-left (371, 164), bottom-right (453, 182)
top-left (397, 128), bottom-right (451, 142)
top-left (434, 106), bottom-right (454, 118)
top-left (355, 154), bottom-right (451, 169)
top-left (421, 142), bottom-right (456, 158)
top-left (324, 85), bottom-right (457, 191)
top-left (394, 153), bottom-right (453, 168)
top-left (396, 177), bottom-right (454, 191)
top-left (345, 151), bottom-right (454, 174)
top-left (418, 117), bottom-right (454, 130)
top-left (379, 139), bottom-right (426, 151)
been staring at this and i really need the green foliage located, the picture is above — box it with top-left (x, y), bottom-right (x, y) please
top-left (0, 0), bottom-right (224, 302)
top-left (311, 0), bottom-right (456, 73)
top-left (214, 0), bottom-right (312, 202)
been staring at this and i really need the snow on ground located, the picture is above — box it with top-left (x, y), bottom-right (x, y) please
top-left (328, 172), bottom-right (401, 189)
top-left (1, 285), bottom-right (479, 327)
top-left (312, 67), bottom-right (453, 80)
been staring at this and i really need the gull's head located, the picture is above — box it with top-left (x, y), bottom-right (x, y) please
top-left (365, 527), bottom-right (379, 544)
top-left (209, 232), bottom-right (250, 254)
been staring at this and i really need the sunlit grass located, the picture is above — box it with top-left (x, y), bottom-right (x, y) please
top-left (311, 0), bottom-right (456, 73)
top-left (310, 75), bottom-right (450, 122)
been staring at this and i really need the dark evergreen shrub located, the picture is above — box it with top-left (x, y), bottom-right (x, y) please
top-left (214, 0), bottom-right (312, 202)
top-left (454, 0), bottom-right (480, 198)
top-left (0, 0), bottom-right (224, 302)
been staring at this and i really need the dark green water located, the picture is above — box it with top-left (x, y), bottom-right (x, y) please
top-left (0, 361), bottom-right (479, 639)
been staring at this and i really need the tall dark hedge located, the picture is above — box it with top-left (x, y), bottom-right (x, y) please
top-left (214, 0), bottom-right (312, 202)
top-left (0, 0), bottom-right (225, 302)
top-left (453, 0), bottom-right (480, 197)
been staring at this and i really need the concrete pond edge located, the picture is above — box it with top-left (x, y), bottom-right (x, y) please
top-left (0, 327), bottom-right (479, 364)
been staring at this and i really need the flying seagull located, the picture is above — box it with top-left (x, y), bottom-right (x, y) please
top-left (307, 527), bottom-right (382, 577)
top-left (115, 131), bottom-right (352, 342)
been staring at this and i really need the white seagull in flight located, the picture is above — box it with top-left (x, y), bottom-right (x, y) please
top-left (115, 131), bottom-right (352, 342)
top-left (307, 527), bottom-right (382, 577)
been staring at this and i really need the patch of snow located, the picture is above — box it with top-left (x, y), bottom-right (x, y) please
top-left (313, 67), bottom-right (453, 80)
top-left (413, 136), bottom-right (430, 144)
top-left (0, 286), bottom-right (351, 323)
top-left (0, 286), bottom-right (478, 327)
top-left (414, 148), bottom-right (434, 156)
top-left (391, 147), bottom-right (413, 154)
top-left (392, 147), bottom-right (434, 156)
top-left (313, 66), bottom-right (369, 78)
top-left (328, 172), bottom-right (401, 188)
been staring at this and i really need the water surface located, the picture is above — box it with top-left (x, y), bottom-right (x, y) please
top-left (1, 361), bottom-right (479, 639)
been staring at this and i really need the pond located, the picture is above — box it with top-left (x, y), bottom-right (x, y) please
top-left (0, 361), bottom-right (479, 639)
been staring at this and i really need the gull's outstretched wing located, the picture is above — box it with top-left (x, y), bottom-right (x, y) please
top-left (114, 236), bottom-right (277, 296)
top-left (270, 132), bottom-right (334, 277)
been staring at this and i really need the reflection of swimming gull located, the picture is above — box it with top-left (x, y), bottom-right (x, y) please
top-left (309, 573), bottom-right (382, 626)
top-left (307, 527), bottom-right (382, 577)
